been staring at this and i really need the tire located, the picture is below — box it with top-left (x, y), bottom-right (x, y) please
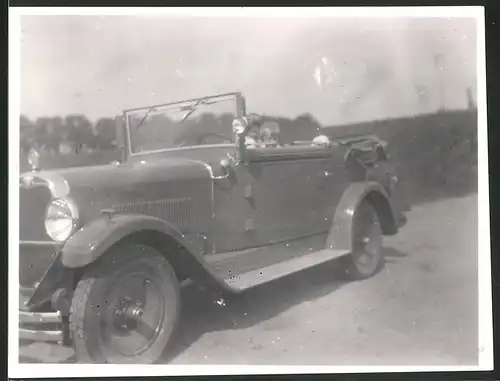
top-left (70, 244), bottom-right (180, 364)
top-left (342, 201), bottom-right (383, 280)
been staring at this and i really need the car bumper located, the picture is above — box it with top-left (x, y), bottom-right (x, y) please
top-left (19, 309), bottom-right (64, 343)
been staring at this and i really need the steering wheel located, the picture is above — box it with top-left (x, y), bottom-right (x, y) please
top-left (176, 132), bottom-right (233, 148)
top-left (194, 132), bottom-right (233, 145)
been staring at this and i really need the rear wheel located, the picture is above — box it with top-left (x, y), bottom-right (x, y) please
top-left (343, 201), bottom-right (383, 280)
top-left (70, 244), bottom-right (180, 364)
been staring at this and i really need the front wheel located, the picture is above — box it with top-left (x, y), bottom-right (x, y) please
top-left (70, 244), bottom-right (180, 364)
top-left (342, 201), bottom-right (383, 280)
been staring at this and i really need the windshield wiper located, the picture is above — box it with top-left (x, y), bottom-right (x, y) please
top-left (135, 106), bottom-right (156, 131)
top-left (133, 97), bottom-right (222, 131)
top-left (179, 97), bottom-right (219, 124)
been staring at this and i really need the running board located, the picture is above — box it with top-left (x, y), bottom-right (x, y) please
top-left (221, 249), bottom-right (349, 291)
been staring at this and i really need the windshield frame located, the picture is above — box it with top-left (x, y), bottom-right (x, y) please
top-left (124, 92), bottom-right (244, 157)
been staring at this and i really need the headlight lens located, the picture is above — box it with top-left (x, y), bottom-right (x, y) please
top-left (45, 198), bottom-right (79, 242)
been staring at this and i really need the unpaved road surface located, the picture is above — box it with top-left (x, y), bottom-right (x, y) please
top-left (19, 193), bottom-right (479, 366)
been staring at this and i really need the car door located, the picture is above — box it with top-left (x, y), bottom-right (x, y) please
top-left (212, 143), bottom-right (346, 253)
top-left (243, 157), bottom-right (330, 245)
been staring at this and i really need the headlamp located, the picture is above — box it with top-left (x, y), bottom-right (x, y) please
top-left (45, 198), bottom-right (79, 242)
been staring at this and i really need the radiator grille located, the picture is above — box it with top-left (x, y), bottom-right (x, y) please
top-left (19, 187), bottom-right (52, 241)
top-left (112, 197), bottom-right (194, 228)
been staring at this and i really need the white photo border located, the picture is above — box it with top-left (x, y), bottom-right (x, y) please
top-left (8, 5), bottom-right (491, 378)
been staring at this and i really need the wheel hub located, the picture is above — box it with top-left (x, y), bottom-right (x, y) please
top-left (112, 298), bottom-right (144, 331)
top-left (124, 305), bottom-right (144, 320)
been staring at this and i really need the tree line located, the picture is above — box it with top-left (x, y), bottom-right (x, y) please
top-left (20, 115), bottom-right (118, 155)
top-left (20, 112), bottom-right (323, 155)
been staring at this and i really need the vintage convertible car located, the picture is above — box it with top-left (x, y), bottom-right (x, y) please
top-left (18, 92), bottom-right (409, 364)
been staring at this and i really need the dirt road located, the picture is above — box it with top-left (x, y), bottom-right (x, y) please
top-left (19, 193), bottom-right (479, 366)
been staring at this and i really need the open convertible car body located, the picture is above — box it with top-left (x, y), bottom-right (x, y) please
top-left (18, 92), bottom-right (409, 363)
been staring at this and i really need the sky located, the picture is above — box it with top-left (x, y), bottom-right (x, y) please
top-left (20, 15), bottom-right (478, 126)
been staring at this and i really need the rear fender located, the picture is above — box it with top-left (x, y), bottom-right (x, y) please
top-left (60, 213), bottom-right (239, 296)
top-left (327, 182), bottom-right (398, 251)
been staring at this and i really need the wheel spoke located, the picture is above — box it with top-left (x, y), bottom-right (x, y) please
top-left (357, 253), bottom-right (371, 265)
top-left (134, 318), bottom-right (157, 342)
top-left (365, 235), bottom-right (381, 256)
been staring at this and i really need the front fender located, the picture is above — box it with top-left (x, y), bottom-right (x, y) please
top-left (60, 213), bottom-right (240, 298)
top-left (327, 181), bottom-right (398, 252)
top-left (61, 213), bottom-right (202, 268)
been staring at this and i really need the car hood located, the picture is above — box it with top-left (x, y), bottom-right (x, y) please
top-left (20, 157), bottom-right (214, 223)
top-left (26, 157), bottom-right (211, 190)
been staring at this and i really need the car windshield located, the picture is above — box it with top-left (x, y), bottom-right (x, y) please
top-left (126, 93), bottom-right (238, 154)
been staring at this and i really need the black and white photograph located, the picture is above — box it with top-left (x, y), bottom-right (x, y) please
top-left (8, 6), bottom-right (491, 378)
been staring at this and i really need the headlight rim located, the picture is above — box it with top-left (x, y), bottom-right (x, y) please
top-left (44, 197), bottom-right (80, 242)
